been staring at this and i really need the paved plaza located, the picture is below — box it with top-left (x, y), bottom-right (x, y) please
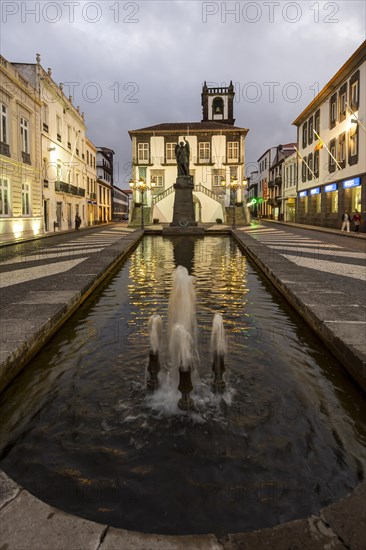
top-left (0, 222), bottom-right (365, 549)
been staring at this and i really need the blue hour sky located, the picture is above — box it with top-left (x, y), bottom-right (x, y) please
top-left (2, 0), bottom-right (365, 188)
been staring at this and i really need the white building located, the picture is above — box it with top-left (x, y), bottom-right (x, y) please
top-left (0, 54), bottom-right (42, 242)
top-left (282, 152), bottom-right (297, 222)
top-left (13, 55), bottom-right (88, 232)
top-left (128, 83), bottom-right (249, 225)
top-left (293, 40), bottom-right (365, 230)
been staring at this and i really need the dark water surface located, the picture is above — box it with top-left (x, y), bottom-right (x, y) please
top-left (0, 236), bottom-right (365, 535)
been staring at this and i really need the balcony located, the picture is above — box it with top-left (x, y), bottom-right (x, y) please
top-left (274, 176), bottom-right (282, 186)
top-left (55, 180), bottom-right (85, 197)
top-left (22, 151), bottom-right (31, 165)
top-left (43, 179), bottom-right (49, 188)
top-left (0, 141), bottom-right (10, 157)
top-left (90, 192), bottom-right (97, 199)
top-left (268, 180), bottom-right (275, 188)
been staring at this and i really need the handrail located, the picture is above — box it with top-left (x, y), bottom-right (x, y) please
top-left (194, 183), bottom-right (222, 203)
top-left (151, 185), bottom-right (175, 205)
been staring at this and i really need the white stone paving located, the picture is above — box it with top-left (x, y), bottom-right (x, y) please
top-left (0, 258), bottom-right (87, 288)
top-left (244, 225), bottom-right (366, 280)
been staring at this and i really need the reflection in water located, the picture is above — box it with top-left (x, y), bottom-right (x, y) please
top-left (0, 236), bottom-right (365, 536)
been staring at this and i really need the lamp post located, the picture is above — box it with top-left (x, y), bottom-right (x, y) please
top-left (222, 176), bottom-right (247, 229)
top-left (130, 177), bottom-right (148, 229)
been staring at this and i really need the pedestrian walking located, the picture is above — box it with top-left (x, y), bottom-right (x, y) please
top-left (353, 209), bottom-right (361, 233)
top-left (341, 211), bottom-right (351, 232)
top-left (75, 214), bottom-right (81, 230)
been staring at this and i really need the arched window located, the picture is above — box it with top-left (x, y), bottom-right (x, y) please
top-left (212, 97), bottom-right (224, 118)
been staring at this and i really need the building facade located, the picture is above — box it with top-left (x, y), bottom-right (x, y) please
top-left (112, 185), bottom-right (129, 220)
top-left (268, 144), bottom-right (296, 220)
top-left (86, 138), bottom-right (97, 225)
top-left (257, 147), bottom-right (276, 218)
top-left (96, 147), bottom-right (114, 223)
top-left (293, 40), bottom-right (365, 230)
top-left (0, 54), bottom-right (42, 242)
top-left (128, 83), bottom-right (249, 225)
top-left (282, 151), bottom-right (297, 222)
top-left (13, 55), bottom-right (88, 233)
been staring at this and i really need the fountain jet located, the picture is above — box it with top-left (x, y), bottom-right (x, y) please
top-left (147, 315), bottom-right (163, 391)
top-left (211, 313), bottom-right (227, 393)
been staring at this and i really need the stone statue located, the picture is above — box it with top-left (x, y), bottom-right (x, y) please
top-left (175, 138), bottom-right (190, 176)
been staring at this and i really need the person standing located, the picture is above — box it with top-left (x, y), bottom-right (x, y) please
top-left (353, 209), bottom-right (361, 233)
top-left (341, 211), bottom-right (351, 232)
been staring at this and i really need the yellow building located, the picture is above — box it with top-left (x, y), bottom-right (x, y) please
top-left (0, 54), bottom-right (42, 242)
top-left (86, 137), bottom-right (97, 225)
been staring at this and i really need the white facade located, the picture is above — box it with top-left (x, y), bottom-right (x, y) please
top-left (129, 126), bottom-right (248, 224)
top-left (293, 41), bottom-right (365, 229)
top-left (0, 55), bottom-right (42, 242)
top-left (13, 57), bottom-right (88, 233)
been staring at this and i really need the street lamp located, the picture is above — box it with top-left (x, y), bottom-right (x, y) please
top-left (222, 176), bottom-right (247, 229)
top-left (130, 177), bottom-right (149, 229)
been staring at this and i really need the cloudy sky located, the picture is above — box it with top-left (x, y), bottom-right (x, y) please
top-left (2, 0), bottom-right (365, 188)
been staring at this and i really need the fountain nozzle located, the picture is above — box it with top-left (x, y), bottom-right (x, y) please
top-left (212, 352), bottom-right (226, 393)
top-left (178, 367), bottom-right (194, 410)
top-left (147, 351), bottom-right (160, 391)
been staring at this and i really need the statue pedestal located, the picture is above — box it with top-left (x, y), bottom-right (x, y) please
top-left (171, 175), bottom-right (196, 227)
top-left (162, 176), bottom-right (204, 235)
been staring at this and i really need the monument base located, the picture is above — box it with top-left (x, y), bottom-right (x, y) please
top-left (170, 175), bottom-right (197, 228)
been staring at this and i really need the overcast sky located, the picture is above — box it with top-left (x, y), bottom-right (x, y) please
top-left (2, 0), bottom-right (365, 188)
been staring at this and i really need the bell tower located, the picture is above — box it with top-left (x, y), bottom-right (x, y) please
top-left (201, 81), bottom-right (235, 125)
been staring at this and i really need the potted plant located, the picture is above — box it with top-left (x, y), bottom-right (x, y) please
top-left (153, 218), bottom-right (160, 224)
top-left (216, 218), bottom-right (223, 224)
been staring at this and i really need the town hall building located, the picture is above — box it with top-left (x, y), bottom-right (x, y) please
top-left (128, 82), bottom-right (249, 225)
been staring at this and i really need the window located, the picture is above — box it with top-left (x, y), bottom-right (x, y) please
top-left (338, 83), bottom-right (347, 122)
top-left (199, 142), bottom-right (210, 162)
top-left (302, 122), bottom-right (307, 148)
top-left (265, 158), bottom-right (267, 169)
top-left (87, 151), bottom-right (89, 164)
top-left (326, 190), bottom-right (338, 213)
top-left (349, 127), bottom-right (358, 158)
top-left (330, 93), bottom-right (337, 128)
top-left (314, 150), bottom-right (319, 178)
top-left (307, 153), bottom-right (313, 180)
top-left (42, 104), bottom-right (49, 132)
top-left (351, 81), bottom-right (359, 107)
top-left (338, 133), bottom-right (346, 167)
top-left (301, 157), bottom-right (307, 182)
top-left (212, 169), bottom-right (225, 187)
top-left (351, 186), bottom-right (361, 212)
top-left (67, 125), bottom-right (71, 149)
top-left (229, 166), bottom-right (238, 179)
top-left (314, 109), bottom-right (320, 135)
top-left (350, 70), bottom-right (360, 110)
top-left (308, 116), bottom-right (313, 145)
top-left (138, 143), bottom-right (149, 162)
top-left (57, 163), bottom-right (62, 182)
top-left (329, 139), bottom-right (336, 173)
top-left (166, 143), bottom-right (176, 162)
top-left (315, 193), bottom-right (321, 214)
top-left (150, 171), bottom-right (164, 188)
top-left (56, 115), bottom-right (62, 141)
top-left (1, 103), bottom-right (8, 143)
top-left (22, 182), bottom-right (30, 215)
top-left (20, 117), bottom-right (29, 152)
top-left (302, 196), bottom-right (308, 214)
top-left (227, 142), bottom-right (239, 161)
top-left (0, 179), bottom-right (10, 215)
